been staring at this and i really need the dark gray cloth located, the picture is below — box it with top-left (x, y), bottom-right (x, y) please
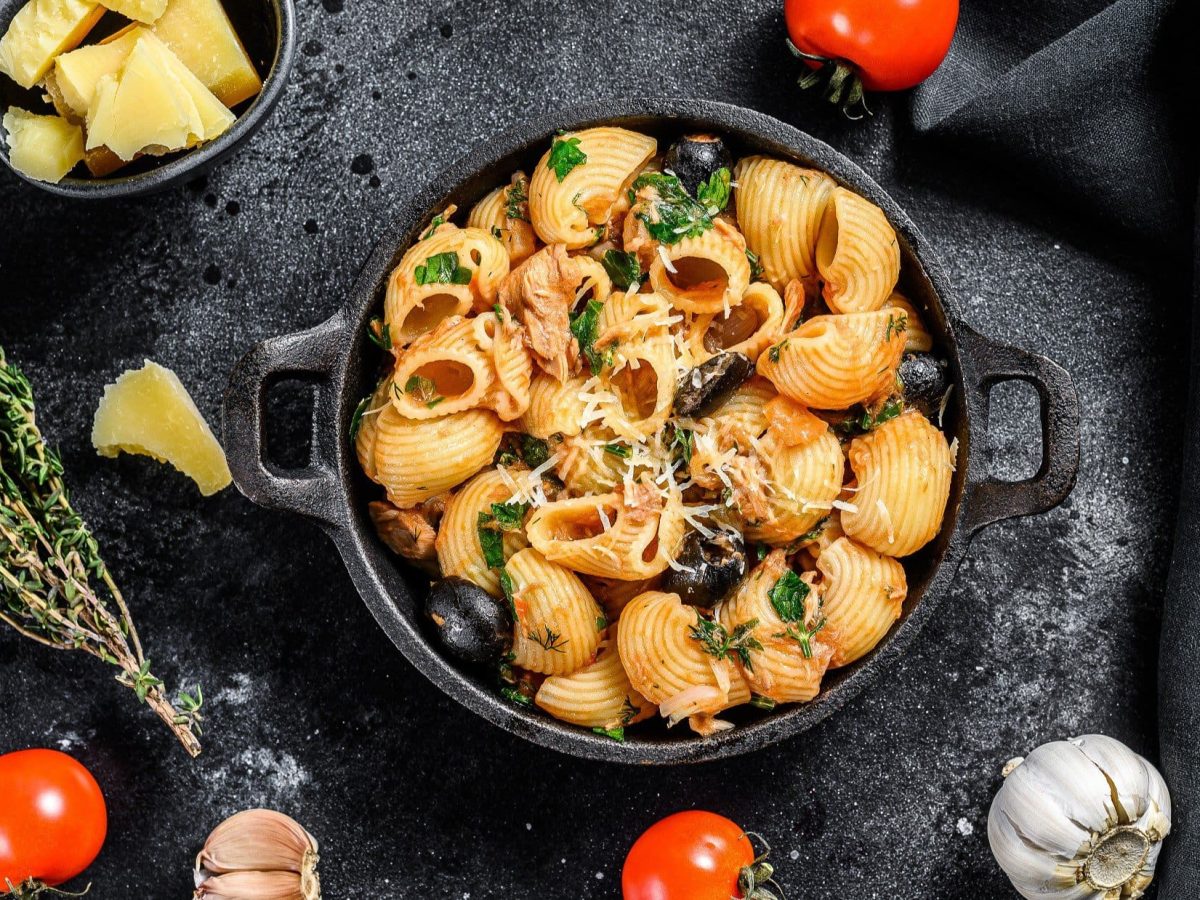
top-left (916, 0), bottom-right (1197, 893)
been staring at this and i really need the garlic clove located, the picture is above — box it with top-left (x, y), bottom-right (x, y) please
top-left (198, 809), bottom-right (318, 875)
top-left (194, 870), bottom-right (305, 900)
top-left (998, 743), bottom-right (1108, 860)
top-left (1072, 734), bottom-right (1171, 835)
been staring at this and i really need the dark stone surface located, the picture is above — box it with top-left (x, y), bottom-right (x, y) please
top-left (0, 0), bottom-right (1189, 896)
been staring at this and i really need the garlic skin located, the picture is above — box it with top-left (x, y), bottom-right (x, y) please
top-left (194, 809), bottom-right (321, 900)
top-left (988, 734), bottom-right (1171, 899)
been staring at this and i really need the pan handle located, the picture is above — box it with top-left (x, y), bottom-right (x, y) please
top-left (957, 323), bottom-right (1081, 536)
top-left (222, 310), bottom-right (349, 532)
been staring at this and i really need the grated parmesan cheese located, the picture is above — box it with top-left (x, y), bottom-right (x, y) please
top-left (658, 245), bottom-right (678, 273)
top-left (832, 499), bottom-right (859, 514)
top-left (877, 498), bottom-right (895, 545)
top-left (938, 385), bottom-right (953, 428)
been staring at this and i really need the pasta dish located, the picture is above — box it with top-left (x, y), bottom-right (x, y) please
top-left (353, 126), bottom-right (955, 739)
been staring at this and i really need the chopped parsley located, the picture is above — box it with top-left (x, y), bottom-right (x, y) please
top-left (596, 614), bottom-right (608, 632)
top-left (547, 136), bottom-right (586, 181)
top-left (767, 570), bottom-right (810, 623)
top-left (620, 696), bottom-right (640, 724)
top-left (632, 171), bottom-right (715, 245)
top-left (601, 249), bottom-right (644, 291)
top-left (414, 251), bottom-right (472, 286)
top-left (367, 317), bottom-right (391, 350)
top-left (839, 397), bottom-right (905, 434)
top-left (669, 424), bottom-right (694, 466)
top-left (746, 248), bottom-right (764, 281)
top-left (420, 214), bottom-right (445, 240)
top-left (790, 517), bottom-right (830, 549)
top-left (570, 298), bottom-right (612, 374)
top-left (696, 166), bottom-right (732, 212)
top-left (477, 512), bottom-right (506, 568)
top-left (520, 434), bottom-right (551, 468)
top-left (603, 443), bottom-right (632, 459)
top-left (775, 619), bottom-right (827, 660)
top-left (885, 312), bottom-right (908, 342)
top-left (750, 694), bottom-right (777, 711)
top-left (688, 615), bottom-right (762, 671)
top-left (349, 394), bottom-right (371, 441)
top-left (592, 726), bottom-right (625, 741)
top-left (767, 339), bottom-right (788, 363)
top-left (527, 624), bottom-right (568, 653)
top-left (755, 543), bottom-right (769, 563)
top-left (499, 568), bottom-right (517, 620)
top-left (500, 686), bottom-right (533, 707)
top-left (490, 501), bottom-right (530, 531)
top-left (401, 375), bottom-right (443, 408)
top-left (505, 177), bottom-right (529, 221)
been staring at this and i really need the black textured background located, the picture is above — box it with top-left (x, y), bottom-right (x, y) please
top-left (0, 1), bottom-right (1190, 897)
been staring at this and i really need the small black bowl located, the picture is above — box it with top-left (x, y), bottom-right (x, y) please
top-left (0, 0), bottom-right (295, 197)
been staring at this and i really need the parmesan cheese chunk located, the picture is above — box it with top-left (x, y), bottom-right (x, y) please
top-left (92, 361), bottom-right (232, 496)
top-left (2, 107), bottom-right (83, 182)
top-left (0, 0), bottom-right (103, 88)
top-left (99, 0), bottom-right (167, 24)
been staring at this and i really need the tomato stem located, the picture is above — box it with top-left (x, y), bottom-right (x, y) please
top-left (785, 39), bottom-right (872, 120)
top-left (3, 880), bottom-right (91, 899)
top-left (736, 833), bottom-right (787, 900)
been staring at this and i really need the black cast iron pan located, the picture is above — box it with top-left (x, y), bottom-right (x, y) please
top-left (222, 98), bottom-right (1080, 764)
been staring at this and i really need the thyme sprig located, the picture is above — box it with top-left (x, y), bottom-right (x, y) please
top-left (689, 615), bottom-right (762, 670)
top-left (0, 347), bottom-right (203, 757)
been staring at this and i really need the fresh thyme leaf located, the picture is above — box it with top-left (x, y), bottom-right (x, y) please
top-left (477, 511), bottom-right (507, 568)
top-left (755, 543), bottom-right (769, 563)
top-left (421, 214), bottom-right (445, 240)
top-left (839, 397), bottom-right (905, 435)
top-left (688, 615), bottom-right (762, 671)
top-left (414, 251), bottom-right (472, 286)
top-left (349, 393), bottom-right (371, 441)
top-left (775, 619), bottom-right (827, 659)
top-left (750, 694), bottom-right (777, 711)
top-left (768, 339), bottom-right (788, 363)
top-left (403, 375), bottom-right (441, 406)
top-left (632, 171), bottom-right (715, 245)
top-left (746, 248), bottom-right (764, 281)
top-left (604, 443), bottom-right (632, 459)
top-left (767, 570), bottom-right (810, 623)
top-left (592, 726), bottom-right (625, 741)
top-left (620, 695), bottom-right (639, 724)
top-left (570, 298), bottom-right (612, 374)
top-left (500, 686), bottom-right (534, 707)
top-left (505, 177), bottom-right (529, 221)
top-left (520, 434), bottom-right (551, 468)
top-left (595, 614), bottom-right (608, 631)
top-left (790, 517), bottom-right (830, 550)
top-left (696, 166), bottom-right (732, 212)
top-left (367, 317), bottom-right (391, 350)
top-left (601, 249), bottom-right (644, 290)
top-left (527, 624), bottom-right (568, 653)
top-left (0, 347), bottom-right (204, 757)
top-left (885, 312), bottom-right (908, 342)
top-left (547, 136), bottom-right (587, 181)
top-left (669, 425), bottom-right (694, 466)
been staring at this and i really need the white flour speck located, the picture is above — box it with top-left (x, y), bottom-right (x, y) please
top-left (956, 817), bottom-right (974, 836)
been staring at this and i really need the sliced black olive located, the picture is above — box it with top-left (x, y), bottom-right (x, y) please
top-left (898, 352), bottom-right (949, 406)
top-left (663, 134), bottom-right (733, 198)
top-left (425, 576), bottom-right (513, 667)
top-left (662, 530), bottom-right (747, 608)
top-left (675, 352), bottom-right (754, 418)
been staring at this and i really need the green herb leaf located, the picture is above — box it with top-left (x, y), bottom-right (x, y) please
top-left (750, 694), bottom-right (777, 711)
top-left (414, 251), bottom-right (472, 286)
top-left (548, 136), bottom-right (587, 181)
top-left (349, 394), bottom-right (372, 441)
top-left (477, 511), bottom-right (507, 568)
top-left (696, 166), bottom-right (732, 212)
top-left (775, 619), bottom-right (827, 659)
top-left (620, 696), bottom-right (640, 724)
top-left (790, 517), bottom-right (830, 550)
top-left (885, 312), bottom-right (908, 342)
top-left (596, 614), bottom-right (608, 631)
top-left (767, 339), bottom-right (788, 363)
top-left (491, 226), bottom-right (503, 240)
top-left (632, 172), bottom-right (715, 245)
top-left (490, 501), bottom-right (530, 531)
top-left (601, 249), bottom-right (644, 290)
top-left (603, 443), bottom-right (632, 459)
top-left (746, 248), bottom-right (764, 281)
top-left (767, 570), bottom-right (810, 623)
top-left (367, 317), bottom-right (391, 350)
top-left (688, 615), bottom-right (763, 671)
top-left (506, 177), bottom-right (529, 221)
top-left (520, 434), bottom-right (551, 468)
top-left (421, 214), bottom-right (445, 240)
top-left (669, 425), bottom-right (694, 466)
top-left (592, 726), bottom-right (625, 741)
top-left (527, 624), bottom-right (568, 653)
top-left (402, 375), bottom-right (442, 408)
top-left (570, 298), bottom-right (612, 374)
top-left (499, 568), bottom-right (517, 620)
top-left (500, 686), bottom-right (534, 707)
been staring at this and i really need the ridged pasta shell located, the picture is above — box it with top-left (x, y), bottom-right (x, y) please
top-left (370, 406), bottom-right (503, 508)
top-left (816, 536), bottom-right (906, 667)
top-left (841, 409), bottom-right (953, 557)
top-left (648, 219), bottom-right (751, 315)
top-left (885, 292), bottom-right (934, 353)
top-left (598, 291), bottom-right (677, 441)
top-left (815, 187), bottom-right (900, 314)
top-left (733, 155), bottom-right (836, 290)
top-left (435, 469), bottom-right (530, 597)
top-left (519, 373), bottom-right (591, 439)
top-left (526, 483), bottom-right (686, 580)
top-left (716, 550), bottom-right (830, 703)
top-left (535, 628), bottom-right (655, 728)
top-left (385, 224), bottom-right (510, 344)
top-left (354, 375), bottom-right (395, 482)
top-left (617, 591), bottom-right (751, 722)
top-left (506, 547), bottom-right (604, 675)
top-left (743, 428), bottom-right (844, 545)
top-left (466, 172), bottom-right (539, 266)
top-left (682, 282), bottom-right (786, 365)
top-left (580, 573), bottom-right (661, 623)
top-left (757, 308), bottom-right (907, 409)
top-left (529, 127), bottom-right (657, 250)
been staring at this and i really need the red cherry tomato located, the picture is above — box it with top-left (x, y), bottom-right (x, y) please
top-left (0, 750), bottom-right (107, 890)
top-left (622, 811), bottom-right (779, 900)
top-left (784, 0), bottom-right (959, 92)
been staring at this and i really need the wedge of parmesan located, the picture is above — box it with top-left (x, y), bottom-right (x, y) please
top-left (2, 107), bottom-right (83, 182)
top-left (0, 0), bottom-right (103, 88)
top-left (49, 27), bottom-right (141, 119)
top-left (92, 360), bottom-right (232, 496)
top-left (98, 0), bottom-right (167, 24)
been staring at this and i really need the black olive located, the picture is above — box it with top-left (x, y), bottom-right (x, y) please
top-left (898, 353), bottom-right (949, 406)
top-left (663, 134), bottom-right (733, 198)
top-left (675, 352), bottom-right (754, 418)
top-left (662, 530), bottom-right (747, 608)
top-left (425, 576), bottom-right (513, 667)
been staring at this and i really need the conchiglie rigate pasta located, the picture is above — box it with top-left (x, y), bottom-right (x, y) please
top-left (355, 125), bottom-right (958, 742)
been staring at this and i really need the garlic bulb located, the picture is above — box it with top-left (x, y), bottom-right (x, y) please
top-left (988, 734), bottom-right (1171, 899)
top-left (194, 809), bottom-right (321, 900)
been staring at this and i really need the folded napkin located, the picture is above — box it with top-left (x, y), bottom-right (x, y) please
top-left (912, 0), bottom-right (1195, 892)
